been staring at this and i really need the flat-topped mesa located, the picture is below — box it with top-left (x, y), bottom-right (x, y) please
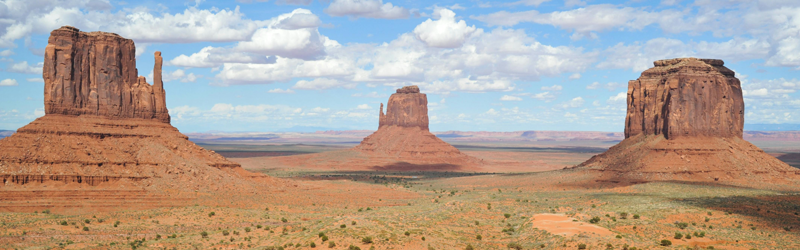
top-left (624, 58), bottom-right (743, 139)
top-left (43, 26), bottom-right (170, 123)
top-left (379, 85), bottom-right (429, 130)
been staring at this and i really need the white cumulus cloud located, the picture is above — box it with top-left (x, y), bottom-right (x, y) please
top-left (413, 9), bottom-right (477, 48)
top-left (0, 79), bottom-right (19, 86)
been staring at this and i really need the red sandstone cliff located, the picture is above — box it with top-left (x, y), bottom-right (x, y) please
top-left (0, 27), bottom-right (269, 212)
top-left (43, 26), bottom-right (169, 123)
top-left (379, 85), bottom-right (429, 130)
top-left (576, 58), bottom-right (799, 188)
top-left (352, 85), bottom-right (480, 168)
top-left (625, 58), bottom-right (743, 139)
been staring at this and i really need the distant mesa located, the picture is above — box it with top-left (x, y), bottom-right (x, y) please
top-left (577, 58), bottom-right (800, 188)
top-left (0, 26), bottom-right (266, 212)
top-left (353, 85), bottom-right (481, 168)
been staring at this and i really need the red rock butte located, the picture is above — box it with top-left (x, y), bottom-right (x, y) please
top-left (577, 58), bottom-right (800, 188)
top-left (352, 85), bottom-right (481, 169)
top-left (0, 26), bottom-right (269, 212)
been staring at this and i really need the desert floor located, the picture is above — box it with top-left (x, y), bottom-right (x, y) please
top-left (1, 140), bottom-right (799, 249)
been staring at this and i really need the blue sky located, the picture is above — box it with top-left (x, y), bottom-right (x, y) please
top-left (1, 0), bottom-right (799, 132)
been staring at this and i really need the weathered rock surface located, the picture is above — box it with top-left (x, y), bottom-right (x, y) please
top-left (577, 58), bottom-right (800, 188)
top-left (379, 85), bottom-right (429, 130)
top-left (625, 58), bottom-right (743, 139)
top-left (43, 26), bottom-right (169, 123)
top-left (352, 86), bottom-right (481, 168)
top-left (0, 27), bottom-right (274, 212)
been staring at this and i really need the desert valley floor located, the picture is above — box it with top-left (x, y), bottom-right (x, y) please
top-left (1, 134), bottom-right (799, 250)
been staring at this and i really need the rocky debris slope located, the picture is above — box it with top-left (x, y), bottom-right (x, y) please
top-left (0, 27), bottom-right (275, 212)
top-left (353, 85), bottom-right (481, 168)
top-left (577, 58), bottom-right (800, 188)
top-left (44, 26), bottom-right (169, 123)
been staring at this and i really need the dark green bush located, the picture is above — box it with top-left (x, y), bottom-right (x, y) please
top-left (507, 243), bottom-right (522, 250)
top-left (660, 240), bottom-right (672, 246)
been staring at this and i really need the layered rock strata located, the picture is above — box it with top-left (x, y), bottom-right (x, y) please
top-left (578, 58), bottom-right (800, 187)
top-left (43, 26), bottom-right (169, 123)
top-left (353, 86), bottom-right (480, 167)
top-left (625, 58), bottom-right (743, 139)
top-left (0, 27), bottom-right (263, 208)
top-left (379, 85), bottom-right (429, 130)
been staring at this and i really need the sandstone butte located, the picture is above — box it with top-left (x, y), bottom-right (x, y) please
top-left (351, 85), bottom-right (482, 169)
top-left (577, 58), bottom-right (800, 189)
top-left (0, 26), bottom-right (273, 212)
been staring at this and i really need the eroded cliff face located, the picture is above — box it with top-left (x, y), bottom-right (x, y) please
top-left (353, 85), bottom-right (481, 168)
top-left (0, 27), bottom-right (275, 210)
top-left (624, 58), bottom-right (744, 139)
top-left (379, 85), bottom-right (429, 130)
top-left (576, 58), bottom-right (799, 188)
top-left (43, 26), bottom-right (169, 123)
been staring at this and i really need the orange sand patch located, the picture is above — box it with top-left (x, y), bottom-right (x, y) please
top-left (531, 213), bottom-right (613, 237)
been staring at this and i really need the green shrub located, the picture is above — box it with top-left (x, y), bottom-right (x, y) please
top-left (82, 226), bottom-right (89, 231)
top-left (633, 214), bottom-right (640, 219)
top-left (619, 212), bottom-right (628, 219)
top-left (589, 217), bottom-right (601, 224)
top-left (84, 219), bottom-right (91, 224)
top-left (245, 227), bottom-right (251, 233)
top-left (660, 240), bottom-right (672, 246)
top-left (340, 224), bottom-right (346, 228)
top-left (257, 225), bottom-right (263, 229)
top-left (208, 212), bottom-right (215, 217)
top-left (465, 244), bottom-right (474, 250)
top-left (674, 232), bottom-right (683, 239)
top-left (348, 245), bottom-right (361, 250)
top-left (200, 231), bottom-right (208, 238)
top-left (578, 243), bottom-right (587, 249)
top-left (328, 241), bottom-right (336, 248)
top-left (504, 213), bottom-right (511, 219)
top-left (352, 221), bottom-right (357, 225)
top-left (321, 235), bottom-right (329, 242)
top-left (222, 230), bottom-right (230, 236)
top-left (319, 232), bottom-right (325, 238)
top-left (310, 242), bottom-right (316, 248)
top-left (507, 243), bottom-right (523, 250)
top-left (421, 236), bottom-right (426, 241)
top-left (281, 218), bottom-right (288, 223)
top-left (405, 231), bottom-right (411, 236)
top-left (361, 236), bottom-right (373, 244)
top-left (476, 234), bottom-right (482, 240)
top-left (60, 221), bottom-right (68, 226)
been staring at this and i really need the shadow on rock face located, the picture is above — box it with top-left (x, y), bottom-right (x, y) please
top-left (370, 162), bottom-right (462, 171)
